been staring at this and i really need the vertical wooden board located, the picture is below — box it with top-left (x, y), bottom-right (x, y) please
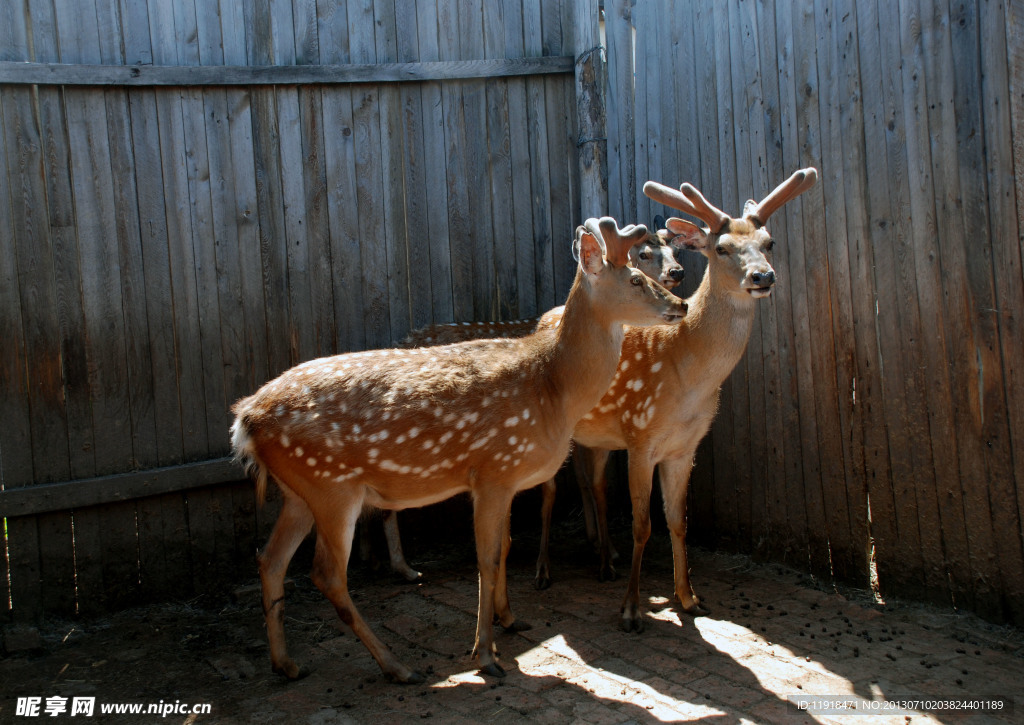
top-left (830, 0), bottom-right (878, 584)
top-left (604, 0), bottom-right (635, 223)
top-left (750, 0), bottom-right (794, 563)
top-left (373, 0), bottom-right (415, 342)
top-left (733, 0), bottom-right (771, 558)
top-left (0, 88), bottom-right (41, 620)
top-left (275, 84), bottom-right (318, 362)
top-left (351, 81), bottom-right (391, 346)
top-left (316, 2), bottom-right (366, 351)
top-left (6, 518), bottom-right (42, 621)
top-left (706, 0), bottom-right (741, 551)
top-left (455, 0), bottom-right (496, 321)
top-left (2, 74), bottom-right (79, 610)
top-left (499, 0), bottom-right (536, 319)
top-left (436, 0), bottom-right (474, 321)
top-left (920, 0), bottom-right (1000, 617)
top-left (395, 0), bottom-right (434, 330)
top-left (483, 1), bottom-right (517, 320)
top-left (413, 0), bottom-right (454, 324)
top-left (860, 0), bottom-right (940, 599)
top-left (950, 0), bottom-right (1022, 619)
top-left (766, 0), bottom-right (813, 568)
top-left (631, 0), bottom-right (654, 225)
top-left (896, 0), bottom-right (973, 610)
top-left (983, 0), bottom-right (1024, 622)
top-left (245, 0), bottom-right (293, 376)
top-left (808, 0), bottom-right (865, 582)
top-left (788, 0), bottom-right (833, 579)
top-left (344, 1), bottom-right (390, 348)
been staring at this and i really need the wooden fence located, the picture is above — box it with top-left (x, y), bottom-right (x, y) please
top-left (606, 0), bottom-right (1024, 625)
top-left (0, 0), bottom-right (585, 619)
top-left (4, 0), bottom-right (1024, 629)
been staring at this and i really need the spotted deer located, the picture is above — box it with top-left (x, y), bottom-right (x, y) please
top-left (560, 169), bottom-right (818, 631)
top-left (230, 218), bottom-right (686, 682)
top-left (375, 228), bottom-right (687, 580)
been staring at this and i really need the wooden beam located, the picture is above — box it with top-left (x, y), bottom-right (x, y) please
top-left (0, 57), bottom-right (574, 87)
top-left (0, 458), bottom-right (246, 518)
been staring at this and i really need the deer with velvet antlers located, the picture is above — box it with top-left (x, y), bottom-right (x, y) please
top-left (560, 168), bottom-right (818, 631)
top-left (230, 218), bottom-right (685, 682)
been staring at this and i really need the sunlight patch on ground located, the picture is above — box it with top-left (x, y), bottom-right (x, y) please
top-left (514, 634), bottom-right (728, 722)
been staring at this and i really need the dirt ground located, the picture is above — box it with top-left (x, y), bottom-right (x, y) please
top-left (2, 519), bottom-right (1022, 724)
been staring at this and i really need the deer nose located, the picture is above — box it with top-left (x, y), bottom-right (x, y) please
top-left (751, 270), bottom-right (775, 287)
top-left (669, 267), bottom-right (685, 282)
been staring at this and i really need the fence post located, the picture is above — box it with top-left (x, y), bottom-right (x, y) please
top-left (573, 0), bottom-right (608, 218)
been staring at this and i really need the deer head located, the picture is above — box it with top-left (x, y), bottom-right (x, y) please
top-left (643, 168), bottom-right (818, 299)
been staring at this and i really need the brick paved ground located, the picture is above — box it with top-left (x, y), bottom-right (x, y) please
top-left (2, 522), bottom-right (1022, 724)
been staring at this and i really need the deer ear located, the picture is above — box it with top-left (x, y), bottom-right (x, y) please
top-left (574, 229), bottom-right (605, 275)
top-left (742, 199), bottom-right (759, 220)
top-left (665, 217), bottom-right (707, 251)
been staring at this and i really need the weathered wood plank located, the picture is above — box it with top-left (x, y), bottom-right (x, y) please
top-left (375, 0), bottom-right (414, 342)
top-left (0, 56), bottom-right (573, 86)
top-left (484, 0), bottom-right (518, 320)
top-left (413, 0), bottom-right (454, 324)
top-left (921, 0), bottom-right (1000, 618)
top-left (896, 0), bottom-right (974, 609)
top-left (984, 0), bottom-right (1024, 622)
top-left (949, 0), bottom-right (1020, 621)
top-left (863, 0), bottom-right (940, 601)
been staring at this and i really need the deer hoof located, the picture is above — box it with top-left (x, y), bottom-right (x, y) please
top-left (683, 601), bottom-right (710, 617)
top-left (534, 575), bottom-right (552, 591)
top-left (619, 607), bottom-right (645, 633)
top-left (399, 568), bottom-right (423, 583)
top-left (502, 619), bottom-right (532, 634)
top-left (597, 564), bottom-right (618, 583)
top-left (388, 669), bottom-right (426, 685)
top-left (273, 660), bottom-right (311, 680)
top-left (479, 661), bottom-right (506, 678)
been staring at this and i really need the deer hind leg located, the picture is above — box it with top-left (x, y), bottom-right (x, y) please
top-left (659, 456), bottom-right (708, 616)
top-left (471, 488), bottom-right (517, 678)
top-left (495, 509), bottom-right (531, 633)
top-left (259, 486), bottom-right (315, 679)
top-left (582, 447), bottom-right (617, 582)
top-left (382, 511), bottom-right (422, 582)
top-left (534, 478), bottom-right (556, 589)
top-left (310, 497), bottom-right (424, 684)
top-left (620, 454), bottom-right (655, 633)
top-left (571, 448), bottom-right (599, 547)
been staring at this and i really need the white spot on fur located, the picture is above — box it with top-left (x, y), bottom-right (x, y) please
top-left (504, 416), bottom-right (519, 427)
top-left (651, 361), bottom-right (663, 373)
top-left (280, 434), bottom-right (290, 448)
top-left (306, 457), bottom-right (317, 467)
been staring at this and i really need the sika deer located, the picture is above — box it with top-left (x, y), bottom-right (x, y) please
top-left (230, 218), bottom-right (685, 682)
top-left (375, 228), bottom-right (687, 579)
top-left (560, 169), bottom-right (818, 631)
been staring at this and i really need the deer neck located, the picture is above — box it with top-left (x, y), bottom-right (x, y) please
top-left (678, 264), bottom-right (758, 377)
top-left (545, 277), bottom-right (627, 425)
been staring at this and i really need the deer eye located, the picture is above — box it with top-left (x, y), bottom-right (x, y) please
top-left (715, 245), bottom-right (729, 256)
top-left (630, 274), bottom-right (643, 286)
top-left (638, 250), bottom-right (651, 260)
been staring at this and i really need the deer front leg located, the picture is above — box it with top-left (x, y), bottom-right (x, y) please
top-left (659, 456), bottom-right (709, 616)
top-left (259, 489), bottom-right (315, 680)
top-left (620, 454), bottom-right (655, 632)
top-left (312, 501), bottom-right (425, 684)
top-left (534, 478), bottom-right (556, 589)
top-left (472, 489), bottom-right (516, 677)
top-left (382, 511), bottom-right (422, 582)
